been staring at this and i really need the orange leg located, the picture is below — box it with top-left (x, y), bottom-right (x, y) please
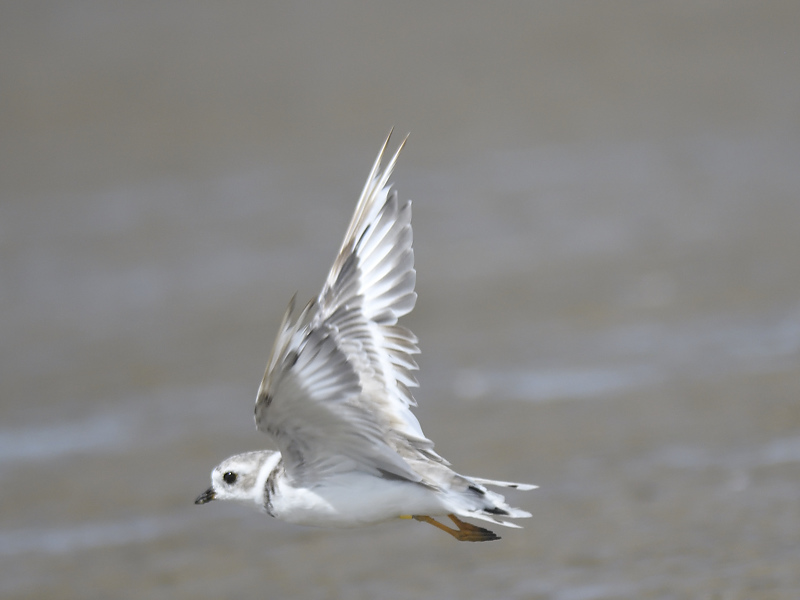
top-left (412, 514), bottom-right (500, 542)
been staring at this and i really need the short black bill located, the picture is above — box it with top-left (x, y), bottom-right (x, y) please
top-left (194, 487), bottom-right (216, 505)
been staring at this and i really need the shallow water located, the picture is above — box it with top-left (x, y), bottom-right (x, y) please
top-left (2, 3), bottom-right (800, 599)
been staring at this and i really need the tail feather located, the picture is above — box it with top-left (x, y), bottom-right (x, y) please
top-left (463, 511), bottom-right (526, 528)
top-left (448, 475), bottom-right (536, 529)
top-left (470, 477), bottom-right (537, 491)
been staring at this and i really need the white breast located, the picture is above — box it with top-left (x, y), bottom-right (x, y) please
top-left (269, 472), bottom-right (447, 528)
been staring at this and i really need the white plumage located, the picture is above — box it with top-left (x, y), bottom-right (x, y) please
top-left (196, 133), bottom-right (535, 542)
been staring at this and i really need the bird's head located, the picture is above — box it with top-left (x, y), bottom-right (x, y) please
top-left (195, 450), bottom-right (279, 506)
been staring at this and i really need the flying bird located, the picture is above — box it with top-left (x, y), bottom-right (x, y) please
top-left (195, 133), bottom-right (535, 541)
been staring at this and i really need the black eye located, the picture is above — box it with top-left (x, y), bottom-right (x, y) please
top-left (223, 471), bottom-right (237, 485)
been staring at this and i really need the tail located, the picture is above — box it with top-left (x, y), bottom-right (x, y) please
top-left (454, 476), bottom-right (537, 529)
top-left (470, 477), bottom-right (537, 492)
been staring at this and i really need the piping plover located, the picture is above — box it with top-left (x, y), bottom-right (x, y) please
top-left (196, 133), bottom-right (535, 541)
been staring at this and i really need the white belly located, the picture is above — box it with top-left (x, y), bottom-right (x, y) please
top-left (269, 472), bottom-right (449, 528)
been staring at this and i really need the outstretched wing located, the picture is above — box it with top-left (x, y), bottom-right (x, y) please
top-left (254, 133), bottom-right (444, 485)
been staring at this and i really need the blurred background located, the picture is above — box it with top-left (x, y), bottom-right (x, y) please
top-left (2, 2), bottom-right (800, 599)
